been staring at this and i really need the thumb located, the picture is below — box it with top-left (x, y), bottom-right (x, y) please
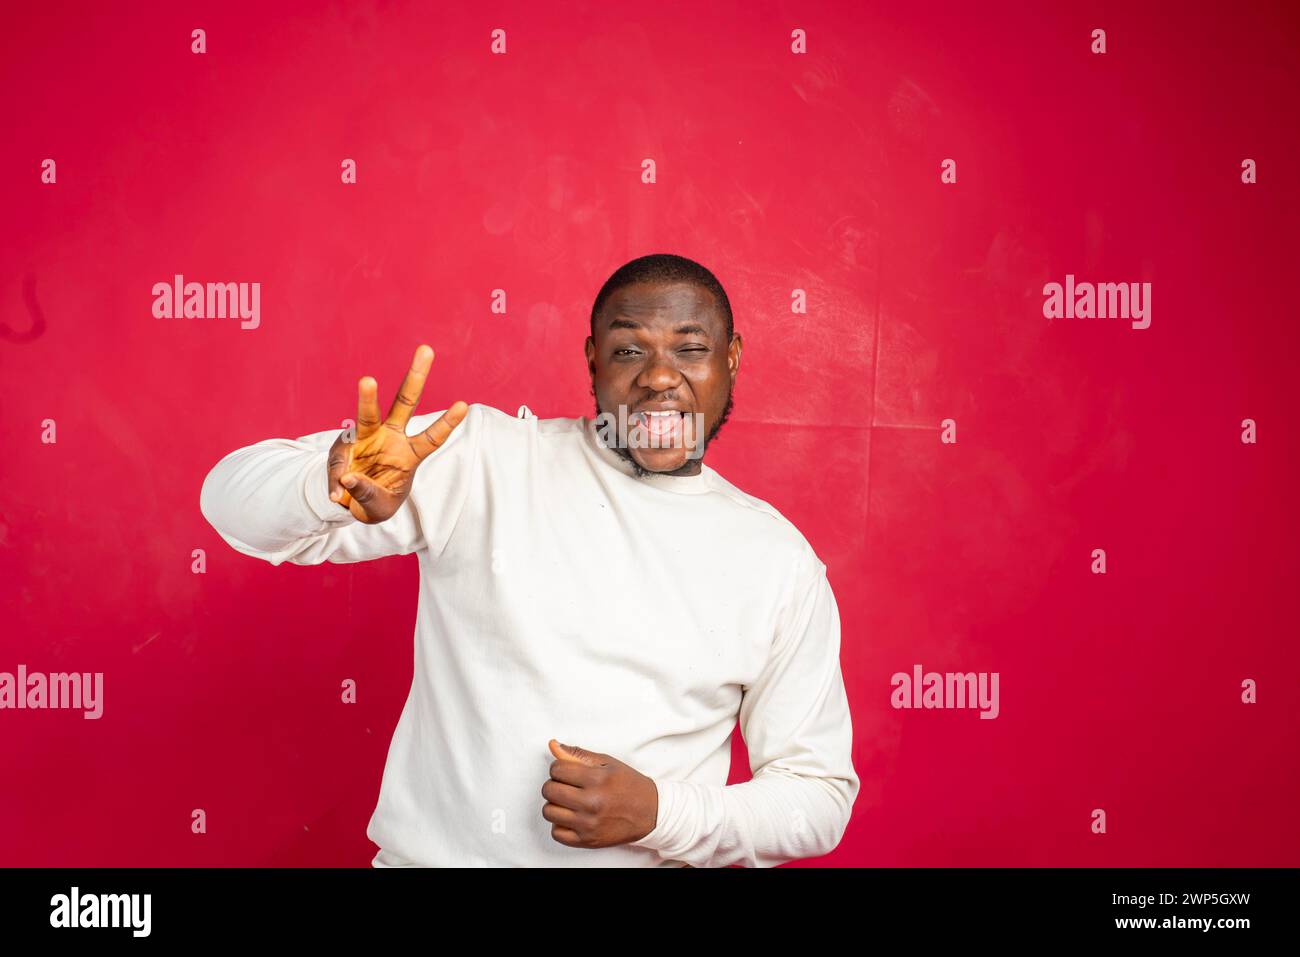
top-left (548, 738), bottom-right (605, 767)
top-left (339, 471), bottom-right (391, 521)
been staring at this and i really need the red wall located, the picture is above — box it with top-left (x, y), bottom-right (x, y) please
top-left (2, 0), bottom-right (1296, 866)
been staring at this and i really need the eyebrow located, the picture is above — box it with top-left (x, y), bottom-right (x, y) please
top-left (607, 318), bottom-right (710, 336)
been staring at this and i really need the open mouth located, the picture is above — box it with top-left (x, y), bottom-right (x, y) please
top-left (630, 409), bottom-right (692, 447)
top-left (635, 410), bottom-right (682, 436)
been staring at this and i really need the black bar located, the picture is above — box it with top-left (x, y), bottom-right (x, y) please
top-left (0, 866), bottom-right (1290, 943)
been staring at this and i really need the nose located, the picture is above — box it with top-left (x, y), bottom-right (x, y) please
top-left (634, 348), bottom-right (685, 393)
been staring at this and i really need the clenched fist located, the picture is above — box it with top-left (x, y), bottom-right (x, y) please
top-left (541, 739), bottom-right (660, 850)
top-left (327, 344), bottom-right (468, 524)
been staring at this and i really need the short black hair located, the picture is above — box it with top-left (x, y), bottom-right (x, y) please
top-left (590, 253), bottom-right (734, 340)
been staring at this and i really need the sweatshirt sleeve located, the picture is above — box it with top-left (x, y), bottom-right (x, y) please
top-left (629, 545), bottom-right (859, 867)
top-left (198, 404), bottom-right (482, 566)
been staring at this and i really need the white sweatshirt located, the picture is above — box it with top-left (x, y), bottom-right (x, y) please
top-left (199, 402), bottom-right (859, 867)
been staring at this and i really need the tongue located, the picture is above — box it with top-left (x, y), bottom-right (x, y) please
top-left (645, 414), bottom-right (678, 436)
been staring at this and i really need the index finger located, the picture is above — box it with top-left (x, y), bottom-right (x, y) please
top-left (384, 344), bottom-right (435, 430)
top-left (548, 760), bottom-right (598, 788)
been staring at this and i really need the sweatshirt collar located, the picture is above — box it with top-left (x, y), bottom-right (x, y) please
top-left (580, 415), bottom-right (715, 495)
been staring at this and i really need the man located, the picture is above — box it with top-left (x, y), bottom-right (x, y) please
top-left (199, 253), bottom-right (859, 867)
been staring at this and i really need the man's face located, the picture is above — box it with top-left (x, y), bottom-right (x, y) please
top-left (585, 281), bottom-right (742, 476)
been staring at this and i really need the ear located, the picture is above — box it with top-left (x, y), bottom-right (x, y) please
top-left (585, 335), bottom-right (596, 377)
top-left (729, 333), bottom-right (743, 378)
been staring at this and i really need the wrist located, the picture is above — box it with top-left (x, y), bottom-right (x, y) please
top-left (629, 777), bottom-right (677, 852)
top-left (304, 449), bottom-right (356, 524)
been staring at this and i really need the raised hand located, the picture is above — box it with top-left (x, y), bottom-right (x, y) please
top-left (326, 344), bottom-right (468, 524)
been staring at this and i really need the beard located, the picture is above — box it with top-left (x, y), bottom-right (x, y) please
top-left (592, 387), bottom-right (734, 478)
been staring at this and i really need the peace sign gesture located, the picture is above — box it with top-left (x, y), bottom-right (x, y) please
top-left (327, 344), bottom-right (468, 524)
